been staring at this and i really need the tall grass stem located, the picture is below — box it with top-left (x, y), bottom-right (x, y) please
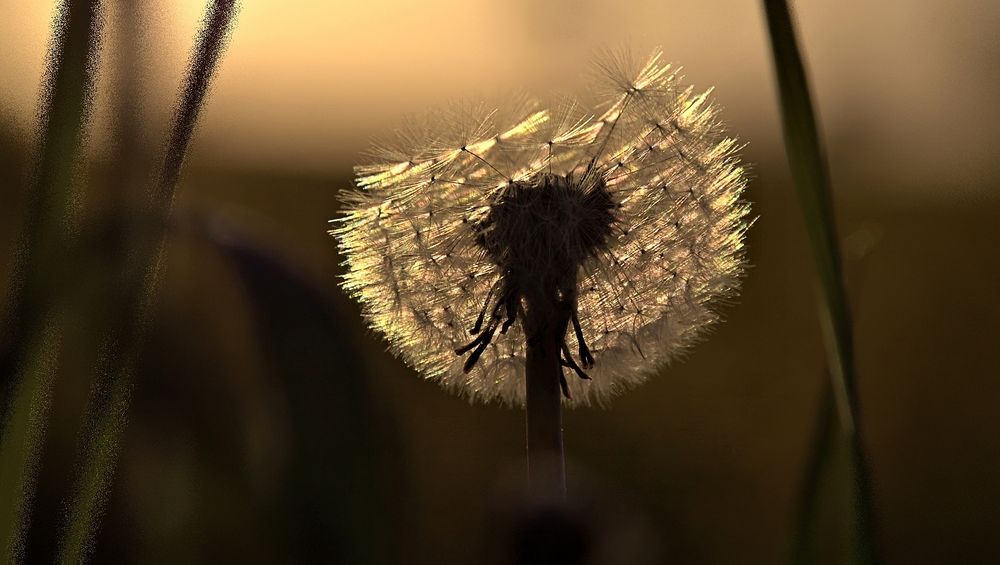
top-left (0, 2), bottom-right (103, 561)
top-left (57, 2), bottom-right (239, 562)
top-left (761, 0), bottom-right (880, 562)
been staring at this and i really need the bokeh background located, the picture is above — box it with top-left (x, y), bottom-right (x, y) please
top-left (2, 1), bottom-right (999, 563)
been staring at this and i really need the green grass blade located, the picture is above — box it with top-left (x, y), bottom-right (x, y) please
top-left (56, 357), bottom-right (132, 565)
top-left (0, 324), bottom-right (64, 563)
top-left (760, 1), bottom-right (880, 563)
top-left (793, 376), bottom-right (849, 563)
top-left (0, 2), bottom-right (103, 561)
top-left (56, 3), bottom-right (240, 562)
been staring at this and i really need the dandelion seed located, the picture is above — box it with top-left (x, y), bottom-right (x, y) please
top-left (333, 50), bottom-right (751, 407)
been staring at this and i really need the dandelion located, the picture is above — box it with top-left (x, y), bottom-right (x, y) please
top-left (332, 49), bottom-right (750, 491)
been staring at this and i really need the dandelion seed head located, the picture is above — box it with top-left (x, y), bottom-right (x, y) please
top-left (333, 50), bottom-right (751, 406)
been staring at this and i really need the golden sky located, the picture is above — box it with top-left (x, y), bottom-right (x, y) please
top-left (1, 0), bottom-right (997, 198)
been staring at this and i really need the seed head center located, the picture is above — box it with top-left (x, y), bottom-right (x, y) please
top-left (454, 173), bottom-right (614, 383)
top-left (475, 173), bottom-right (617, 297)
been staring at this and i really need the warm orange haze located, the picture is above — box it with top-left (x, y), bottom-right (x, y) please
top-left (0, 1), bottom-right (998, 564)
top-left (2, 1), bottom-right (997, 190)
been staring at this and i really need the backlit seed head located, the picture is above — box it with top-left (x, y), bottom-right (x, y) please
top-left (332, 50), bottom-right (752, 406)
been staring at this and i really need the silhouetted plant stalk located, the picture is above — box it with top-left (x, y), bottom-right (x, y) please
top-left (524, 314), bottom-right (567, 495)
top-left (56, 1), bottom-right (239, 563)
top-left (761, 1), bottom-right (880, 563)
top-left (335, 51), bottom-right (751, 496)
top-left (0, 2), bottom-right (103, 561)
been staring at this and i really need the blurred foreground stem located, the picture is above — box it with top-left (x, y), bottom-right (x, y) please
top-left (0, 1), bottom-right (102, 561)
top-left (57, 2), bottom-right (239, 562)
top-left (761, 0), bottom-right (879, 563)
top-left (0, 324), bottom-right (64, 562)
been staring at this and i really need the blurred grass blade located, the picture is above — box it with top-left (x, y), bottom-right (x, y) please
top-left (157, 0), bottom-right (239, 206)
top-left (195, 215), bottom-right (408, 564)
top-left (0, 2), bottom-right (103, 562)
top-left (760, 0), bottom-right (880, 563)
top-left (0, 324), bottom-right (64, 563)
top-left (56, 355), bottom-right (132, 565)
top-left (57, 2), bottom-right (239, 563)
top-left (793, 376), bottom-right (849, 562)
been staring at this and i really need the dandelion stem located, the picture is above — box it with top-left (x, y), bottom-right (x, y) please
top-left (524, 313), bottom-right (566, 497)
